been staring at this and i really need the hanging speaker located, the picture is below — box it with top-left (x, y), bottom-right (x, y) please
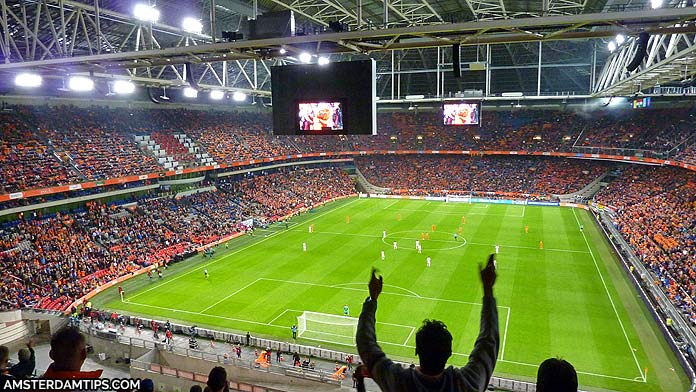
top-left (626, 32), bottom-right (650, 73)
top-left (453, 44), bottom-right (461, 79)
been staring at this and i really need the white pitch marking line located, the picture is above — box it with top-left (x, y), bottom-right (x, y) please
top-left (521, 205), bottom-right (526, 217)
top-left (333, 283), bottom-right (422, 298)
top-left (267, 309), bottom-right (291, 326)
top-left (383, 200), bottom-right (400, 209)
top-left (403, 327), bottom-right (416, 345)
top-left (199, 278), bottom-right (262, 314)
top-left (129, 198), bottom-right (361, 301)
top-left (496, 358), bottom-right (646, 383)
top-left (500, 307), bottom-right (510, 361)
top-left (572, 208), bottom-right (646, 382)
top-left (260, 277), bottom-right (501, 308)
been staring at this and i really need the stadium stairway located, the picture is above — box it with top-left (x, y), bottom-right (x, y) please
top-left (555, 170), bottom-right (612, 202)
top-left (353, 167), bottom-right (391, 194)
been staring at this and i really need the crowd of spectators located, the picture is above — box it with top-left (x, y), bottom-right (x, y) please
top-left (355, 155), bottom-right (609, 196)
top-left (2, 105), bottom-right (696, 195)
top-left (594, 166), bottom-right (696, 324)
top-left (0, 167), bottom-right (355, 311)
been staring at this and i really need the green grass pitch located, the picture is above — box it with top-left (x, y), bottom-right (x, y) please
top-left (93, 198), bottom-right (689, 391)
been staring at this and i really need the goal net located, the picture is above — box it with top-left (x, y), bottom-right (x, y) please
top-left (445, 194), bottom-right (471, 204)
top-left (297, 311), bottom-right (359, 346)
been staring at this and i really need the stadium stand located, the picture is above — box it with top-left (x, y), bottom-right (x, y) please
top-left (0, 168), bottom-right (354, 311)
top-left (355, 155), bottom-right (610, 197)
top-left (594, 166), bottom-right (696, 324)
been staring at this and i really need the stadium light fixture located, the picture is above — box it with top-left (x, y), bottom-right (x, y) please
top-left (68, 76), bottom-right (94, 92)
top-left (615, 34), bottom-right (625, 45)
top-left (133, 4), bottom-right (160, 23)
top-left (232, 92), bottom-right (247, 102)
top-left (182, 17), bottom-right (203, 34)
top-left (405, 94), bottom-right (425, 100)
top-left (607, 41), bottom-right (617, 52)
top-left (651, 0), bottom-right (663, 9)
top-left (299, 52), bottom-right (312, 63)
top-left (113, 80), bottom-right (135, 95)
top-left (183, 87), bottom-right (198, 98)
top-left (210, 90), bottom-right (225, 100)
top-left (14, 73), bottom-right (42, 88)
top-left (318, 56), bottom-right (330, 66)
top-left (279, 48), bottom-right (287, 55)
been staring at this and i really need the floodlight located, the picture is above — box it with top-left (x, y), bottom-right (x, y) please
top-left (182, 17), bottom-right (203, 34)
top-left (279, 48), bottom-right (287, 55)
top-left (183, 87), bottom-right (198, 98)
top-left (113, 80), bottom-right (135, 94)
top-left (68, 76), bottom-right (94, 92)
top-left (210, 90), bottom-right (225, 100)
top-left (299, 52), bottom-right (312, 63)
top-left (134, 4), bottom-right (160, 23)
top-left (615, 34), bottom-right (625, 45)
top-left (317, 56), bottom-right (330, 66)
top-left (651, 0), bottom-right (663, 9)
top-left (607, 41), bottom-right (617, 52)
top-left (232, 92), bottom-right (247, 102)
top-left (15, 73), bottom-right (42, 88)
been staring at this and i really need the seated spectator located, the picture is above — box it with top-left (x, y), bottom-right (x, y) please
top-left (42, 327), bottom-right (102, 379)
top-left (536, 358), bottom-right (578, 392)
top-left (356, 255), bottom-right (498, 391)
top-left (9, 341), bottom-right (35, 379)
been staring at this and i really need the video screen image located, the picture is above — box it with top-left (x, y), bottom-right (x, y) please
top-left (298, 102), bottom-right (344, 131)
top-left (443, 103), bottom-right (480, 125)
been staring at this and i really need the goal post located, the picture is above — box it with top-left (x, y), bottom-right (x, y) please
top-left (446, 194), bottom-right (471, 204)
top-left (297, 311), bottom-right (359, 344)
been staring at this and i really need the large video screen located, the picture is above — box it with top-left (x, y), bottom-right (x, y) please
top-left (298, 102), bottom-right (343, 131)
top-left (272, 60), bottom-right (376, 135)
top-left (443, 103), bottom-right (480, 125)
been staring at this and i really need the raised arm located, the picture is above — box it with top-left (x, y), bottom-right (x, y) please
top-left (355, 268), bottom-right (405, 390)
top-left (456, 254), bottom-right (500, 391)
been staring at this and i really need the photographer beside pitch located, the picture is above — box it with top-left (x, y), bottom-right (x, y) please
top-left (356, 254), bottom-right (499, 391)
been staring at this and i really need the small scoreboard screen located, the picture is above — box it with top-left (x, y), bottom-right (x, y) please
top-left (298, 102), bottom-right (343, 131)
top-left (632, 97), bottom-right (651, 109)
top-left (443, 102), bottom-right (480, 125)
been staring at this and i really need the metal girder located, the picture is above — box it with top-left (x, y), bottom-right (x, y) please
top-left (384, 0), bottom-right (444, 26)
top-left (593, 29), bottom-right (696, 96)
top-left (463, 0), bottom-right (586, 21)
top-left (3, 7), bottom-right (696, 72)
top-left (263, 0), bottom-right (358, 27)
top-left (593, 1), bottom-right (696, 96)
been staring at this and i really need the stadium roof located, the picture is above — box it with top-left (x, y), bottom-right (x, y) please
top-left (1, 0), bottom-right (696, 101)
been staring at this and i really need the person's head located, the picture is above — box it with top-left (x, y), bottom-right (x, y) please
top-left (415, 319), bottom-right (452, 375)
top-left (139, 378), bottom-right (154, 392)
top-left (536, 358), bottom-right (578, 392)
top-left (206, 366), bottom-right (227, 392)
top-left (189, 385), bottom-right (203, 392)
top-left (17, 348), bottom-right (31, 362)
top-left (49, 326), bottom-right (87, 371)
top-left (0, 345), bottom-right (9, 369)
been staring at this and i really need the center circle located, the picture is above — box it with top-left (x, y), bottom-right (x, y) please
top-left (382, 230), bottom-right (467, 251)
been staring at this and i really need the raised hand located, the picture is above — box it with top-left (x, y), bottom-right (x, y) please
top-left (369, 268), bottom-right (383, 301)
top-left (479, 254), bottom-right (497, 297)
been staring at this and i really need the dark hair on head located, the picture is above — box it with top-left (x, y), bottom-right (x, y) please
top-left (190, 385), bottom-right (203, 392)
top-left (50, 327), bottom-right (85, 361)
top-left (0, 345), bottom-right (9, 364)
top-left (536, 357), bottom-right (578, 392)
top-left (206, 366), bottom-right (227, 392)
top-left (415, 319), bottom-right (452, 374)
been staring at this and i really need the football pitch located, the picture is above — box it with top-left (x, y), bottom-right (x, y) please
top-left (93, 198), bottom-right (689, 391)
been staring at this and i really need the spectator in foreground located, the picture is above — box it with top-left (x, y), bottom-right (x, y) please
top-left (0, 345), bottom-right (15, 385)
top-left (9, 340), bottom-right (35, 379)
top-left (536, 358), bottom-right (578, 392)
top-left (42, 327), bottom-right (102, 379)
top-left (205, 366), bottom-right (228, 392)
top-left (356, 255), bottom-right (499, 391)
